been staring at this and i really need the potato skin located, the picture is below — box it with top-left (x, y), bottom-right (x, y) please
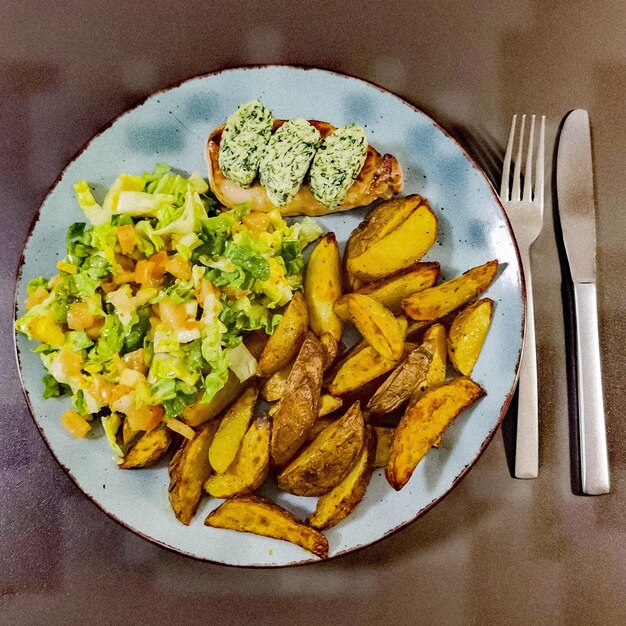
top-left (386, 377), bottom-right (486, 490)
top-left (373, 426), bottom-right (395, 468)
top-left (271, 332), bottom-right (326, 466)
top-left (204, 416), bottom-right (270, 499)
top-left (206, 120), bottom-right (403, 217)
top-left (307, 425), bottom-right (377, 530)
top-left (168, 421), bottom-right (219, 525)
top-left (277, 401), bottom-right (365, 496)
top-left (447, 298), bottom-right (494, 375)
top-left (403, 260), bottom-right (498, 322)
top-left (120, 423), bottom-right (172, 469)
top-left (305, 233), bottom-right (343, 342)
top-left (204, 494), bottom-right (329, 559)
top-left (257, 291), bottom-right (309, 377)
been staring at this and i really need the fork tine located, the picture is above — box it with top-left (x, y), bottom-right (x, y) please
top-left (500, 115), bottom-right (517, 199)
top-left (522, 115), bottom-right (536, 202)
top-left (535, 115), bottom-right (546, 212)
top-left (511, 114), bottom-right (526, 201)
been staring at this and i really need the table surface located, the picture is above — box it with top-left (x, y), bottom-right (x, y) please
top-left (1, 2), bottom-right (624, 624)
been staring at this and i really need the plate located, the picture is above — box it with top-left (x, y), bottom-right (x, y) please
top-left (14, 66), bottom-right (523, 566)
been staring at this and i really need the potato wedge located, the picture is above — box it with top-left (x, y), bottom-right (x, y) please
top-left (209, 386), bottom-right (258, 474)
top-left (168, 420), bottom-right (220, 525)
top-left (318, 394), bottom-right (343, 417)
top-left (319, 332), bottom-right (339, 370)
top-left (346, 195), bottom-right (438, 281)
top-left (308, 425), bottom-right (377, 529)
top-left (327, 340), bottom-right (415, 396)
top-left (408, 324), bottom-right (449, 404)
top-left (204, 416), bottom-right (270, 498)
top-left (448, 298), bottom-right (494, 375)
top-left (182, 331), bottom-right (267, 427)
top-left (305, 233), bottom-right (343, 341)
top-left (257, 291), bottom-right (309, 377)
top-left (373, 426), bottom-right (395, 468)
top-left (271, 332), bottom-right (325, 466)
top-left (204, 494), bottom-right (329, 559)
top-left (386, 377), bottom-right (486, 490)
top-left (346, 294), bottom-right (405, 361)
top-left (402, 260), bottom-right (498, 321)
top-left (277, 401), bottom-right (365, 496)
top-left (334, 262), bottom-right (440, 319)
top-left (120, 423), bottom-right (172, 469)
top-left (305, 416), bottom-right (337, 442)
top-left (260, 364), bottom-right (291, 402)
top-left (367, 345), bottom-right (433, 416)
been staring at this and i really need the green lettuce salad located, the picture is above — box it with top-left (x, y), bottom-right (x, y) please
top-left (15, 163), bottom-right (321, 454)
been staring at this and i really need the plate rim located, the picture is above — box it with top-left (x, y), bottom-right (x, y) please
top-left (13, 63), bottom-right (526, 567)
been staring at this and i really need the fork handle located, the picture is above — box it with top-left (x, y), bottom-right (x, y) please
top-left (573, 282), bottom-right (610, 494)
top-left (514, 249), bottom-right (539, 479)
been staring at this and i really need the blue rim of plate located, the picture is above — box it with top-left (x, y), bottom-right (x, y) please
top-left (13, 64), bottom-right (525, 567)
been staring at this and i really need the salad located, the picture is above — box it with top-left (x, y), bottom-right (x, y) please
top-left (16, 164), bottom-right (321, 457)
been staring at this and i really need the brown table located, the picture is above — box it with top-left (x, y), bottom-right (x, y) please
top-left (1, 2), bottom-right (624, 624)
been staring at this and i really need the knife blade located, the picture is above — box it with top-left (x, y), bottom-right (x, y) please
top-left (556, 109), bottom-right (610, 495)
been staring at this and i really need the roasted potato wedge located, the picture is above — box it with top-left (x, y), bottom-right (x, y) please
top-left (204, 416), bottom-right (270, 498)
top-left (204, 495), bottom-right (329, 559)
top-left (209, 386), bottom-right (258, 474)
top-left (182, 331), bottom-right (267, 427)
top-left (373, 426), bottom-right (395, 468)
top-left (206, 120), bottom-right (403, 218)
top-left (327, 339), bottom-right (415, 397)
top-left (308, 425), bottom-right (377, 529)
top-left (168, 420), bottom-right (220, 524)
top-left (448, 298), bottom-right (494, 375)
top-left (402, 260), bottom-right (498, 321)
top-left (386, 377), bottom-right (486, 490)
top-left (119, 423), bottom-right (173, 469)
top-left (271, 332), bottom-right (326, 466)
top-left (346, 195), bottom-right (438, 281)
top-left (367, 345), bottom-right (433, 416)
top-left (319, 332), bottom-right (339, 369)
top-left (305, 416), bottom-right (338, 442)
top-left (305, 233), bottom-right (343, 341)
top-left (408, 324), bottom-right (448, 404)
top-left (260, 364), bottom-right (292, 402)
top-left (257, 291), bottom-right (309, 377)
top-left (318, 394), bottom-right (343, 417)
top-left (277, 401), bottom-right (365, 496)
top-left (334, 262), bottom-right (440, 319)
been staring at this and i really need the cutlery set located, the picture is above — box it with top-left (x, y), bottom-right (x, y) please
top-left (501, 110), bottom-right (609, 494)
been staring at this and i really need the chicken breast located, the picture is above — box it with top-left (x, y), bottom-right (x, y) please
top-left (205, 120), bottom-right (404, 217)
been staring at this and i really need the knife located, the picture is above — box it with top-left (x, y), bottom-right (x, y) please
top-left (556, 109), bottom-right (610, 495)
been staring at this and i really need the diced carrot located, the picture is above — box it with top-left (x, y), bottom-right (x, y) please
top-left (85, 316), bottom-right (105, 340)
top-left (159, 298), bottom-right (188, 329)
top-left (57, 261), bottom-right (78, 275)
top-left (242, 211), bottom-right (271, 235)
top-left (25, 286), bottom-right (49, 311)
top-left (58, 350), bottom-right (83, 378)
top-left (165, 418), bottom-right (196, 440)
top-left (126, 404), bottom-right (163, 432)
top-left (67, 301), bottom-right (95, 330)
top-left (28, 314), bottom-right (65, 347)
top-left (164, 254), bottom-right (192, 280)
top-left (123, 348), bottom-right (147, 374)
top-left (61, 409), bottom-right (91, 438)
top-left (117, 225), bottom-right (138, 255)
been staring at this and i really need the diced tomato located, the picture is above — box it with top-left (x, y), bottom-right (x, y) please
top-left (67, 301), bottom-right (95, 330)
top-left (85, 316), bottom-right (105, 340)
top-left (159, 298), bottom-right (188, 329)
top-left (164, 254), bottom-right (192, 280)
top-left (108, 384), bottom-right (133, 405)
top-left (134, 260), bottom-right (156, 285)
top-left (61, 409), bottom-right (91, 438)
top-left (126, 404), bottom-right (163, 432)
top-left (123, 348), bottom-right (147, 374)
top-left (58, 350), bottom-right (83, 378)
top-left (149, 251), bottom-right (168, 278)
top-left (28, 314), bottom-right (65, 347)
top-left (242, 211), bottom-right (271, 235)
top-left (25, 286), bottom-right (49, 311)
top-left (117, 225), bottom-right (138, 255)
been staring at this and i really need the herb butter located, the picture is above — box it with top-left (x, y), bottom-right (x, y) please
top-left (309, 124), bottom-right (368, 208)
top-left (219, 100), bottom-right (273, 188)
top-left (259, 119), bottom-right (321, 207)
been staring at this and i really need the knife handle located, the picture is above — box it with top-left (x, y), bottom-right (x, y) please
top-left (572, 282), bottom-right (610, 494)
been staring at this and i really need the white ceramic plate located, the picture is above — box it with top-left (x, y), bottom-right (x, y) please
top-left (15, 66), bottom-right (523, 566)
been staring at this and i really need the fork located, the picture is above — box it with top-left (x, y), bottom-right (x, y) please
top-left (500, 114), bottom-right (546, 479)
